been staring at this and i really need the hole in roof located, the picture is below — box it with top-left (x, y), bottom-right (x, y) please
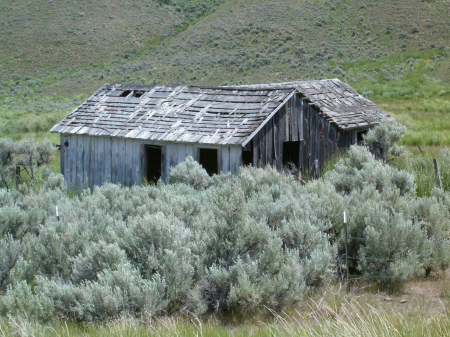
top-left (133, 91), bottom-right (145, 98)
top-left (120, 90), bottom-right (132, 97)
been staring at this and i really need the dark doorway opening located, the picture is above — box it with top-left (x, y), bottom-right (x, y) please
top-left (198, 148), bottom-right (218, 176)
top-left (145, 145), bottom-right (162, 183)
top-left (242, 141), bottom-right (253, 166)
top-left (357, 130), bottom-right (368, 145)
top-left (283, 141), bottom-right (300, 169)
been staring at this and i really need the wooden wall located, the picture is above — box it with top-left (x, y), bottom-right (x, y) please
top-left (60, 94), bottom-right (359, 189)
top-left (249, 94), bottom-right (356, 175)
top-left (60, 134), bottom-right (242, 189)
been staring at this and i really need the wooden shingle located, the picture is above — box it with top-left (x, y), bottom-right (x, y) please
top-left (51, 80), bottom-right (390, 145)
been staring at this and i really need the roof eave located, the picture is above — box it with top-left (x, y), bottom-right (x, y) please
top-left (241, 90), bottom-right (296, 147)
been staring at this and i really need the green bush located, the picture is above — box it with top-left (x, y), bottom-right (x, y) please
top-left (0, 140), bottom-right (449, 319)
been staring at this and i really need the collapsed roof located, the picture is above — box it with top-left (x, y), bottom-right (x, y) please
top-left (51, 79), bottom-right (390, 145)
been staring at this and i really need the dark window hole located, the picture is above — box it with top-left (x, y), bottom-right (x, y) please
top-left (199, 148), bottom-right (218, 176)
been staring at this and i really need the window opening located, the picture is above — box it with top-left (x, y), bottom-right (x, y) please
top-left (145, 145), bottom-right (162, 183)
top-left (283, 141), bottom-right (300, 171)
top-left (198, 148), bottom-right (218, 176)
top-left (120, 90), bottom-right (132, 97)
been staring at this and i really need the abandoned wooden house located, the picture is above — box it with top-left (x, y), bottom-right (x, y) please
top-left (51, 79), bottom-right (390, 189)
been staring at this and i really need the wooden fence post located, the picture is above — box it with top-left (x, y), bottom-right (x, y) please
top-left (434, 158), bottom-right (443, 189)
top-left (344, 212), bottom-right (350, 294)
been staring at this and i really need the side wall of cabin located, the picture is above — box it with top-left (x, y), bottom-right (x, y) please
top-left (60, 134), bottom-right (241, 189)
top-left (247, 94), bottom-right (357, 174)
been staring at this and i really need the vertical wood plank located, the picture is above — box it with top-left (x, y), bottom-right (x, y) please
top-left (259, 127), bottom-right (266, 167)
top-left (252, 134), bottom-right (259, 167)
top-left (285, 102), bottom-right (290, 142)
top-left (83, 135), bottom-right (90, 187)
top-left (97, 137), bottom-right (105, 186)
top-left (89, 136), bottom-right (96, 188)
top-left (217, 147), bottom-right (223, 174)
top-left (185, 144), bottom-right (195, 159)
top-left (229, 146), bottom-right (242, 174)
top-left (299, 98), bottom-right (304, 141)
top-left (277, 109), bottom-right (284, 169)
top-left (105, 137), bottom-right (112, 184)
top-left (139, 140), bottom-right (145, 184)
top-left (63, 135), bottom-right (70, 187)
top-left (177, 143), bottom-right (186, 165)
top-left (120, 138), bottom-right (126, 184)
top-left (65, 135), bottom-right (71, 188)
top-left (291, 96), bottom-right (298, 142)
top-left (273, 112), bottom-right (279, 169)
top-left (302, 102), bottom-right (309, 170)
top-left (222, 146), bottom-right (230, 173)
top-left (76, 135), bottom-right (84, 189)
top-left (132, 140), bottom-right (140, 185)
top-left (169, 143), bottom-right (178, 169)
top-left (279, 105), bottom-right (287, 143)
top-left (161, 144), bottom-right (168, 182)
top-left (125, 138), bottom-right (133, 185)
top-left (266, 120), bottom-right (273, 166)
top-left (69, 135), bottom-right (77, 189)
top-left (308, 105), bottom-right (313, 172)
top-left (111, 138), bottom-right (119, 184)
top-left (60, 134), bottom-right (65, 177)
top-left (163, 144), bottom-right (171, 181)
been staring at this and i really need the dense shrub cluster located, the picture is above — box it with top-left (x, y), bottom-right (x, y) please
top-left (0, 162), bottom-right (337, 320)
top-left (322, 146), bottom-right (449, 287)
top-left (0, 125), bottom-right (449, 321)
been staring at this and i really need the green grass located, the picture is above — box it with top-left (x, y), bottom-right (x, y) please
top-left (1, 0), bottom-right (448, 133)
top-left (1, 285), bottom-right (449, 336)
top-left (396, 146), bottom-right (450, 197)
top-left (337, 49), bottom-right (450, 146)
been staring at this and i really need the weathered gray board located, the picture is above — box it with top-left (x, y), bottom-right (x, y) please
top-left (249, 94), bottom-right (356, 173)
top-left (60, 134), bottom-right (242, 189)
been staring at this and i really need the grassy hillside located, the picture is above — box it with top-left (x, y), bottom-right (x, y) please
top-left (0, 0), bottom-right (224, 77)
top-left (0, 0), bottom-right (449, 144)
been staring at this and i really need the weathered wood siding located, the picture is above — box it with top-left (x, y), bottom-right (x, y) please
top-left (60, 94), bottom-right (361, 189)
top-left (60, 134), bottom-right (242, 189)
top-left (249, 94), bottom-right (356, 174)
top-left (61, 134), bottom-right (140, 189)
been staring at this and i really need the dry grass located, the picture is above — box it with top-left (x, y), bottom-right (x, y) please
top-left (1, 277), bottom-right (449, 337)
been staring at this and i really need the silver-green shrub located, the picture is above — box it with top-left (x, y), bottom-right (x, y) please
top-left (0, 236), bottom-right (22, 291)
top-left (169, 155), bottom-right (211, 189)
top-left (363, 119), bottom-right (407, 161)
top-left (1, 146), bottom-right (449, 319)
top-left (323, 145), bottom-right (449, 288)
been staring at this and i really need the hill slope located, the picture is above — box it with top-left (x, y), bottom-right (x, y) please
top-left (0, 0), bottom-right (448, 143)
top-left (0, 0), bottom-right (224, 77)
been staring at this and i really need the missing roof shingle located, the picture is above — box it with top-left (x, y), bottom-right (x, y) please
top-left (120, 90), bottom-right (132, 97)
top-left (133, 91), bottom-right (145, 98)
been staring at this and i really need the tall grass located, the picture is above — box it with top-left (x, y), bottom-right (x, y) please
top-left (396, 147), bottom-right (450, 196)
top-left (1, 298), bottom-right (448, 336)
